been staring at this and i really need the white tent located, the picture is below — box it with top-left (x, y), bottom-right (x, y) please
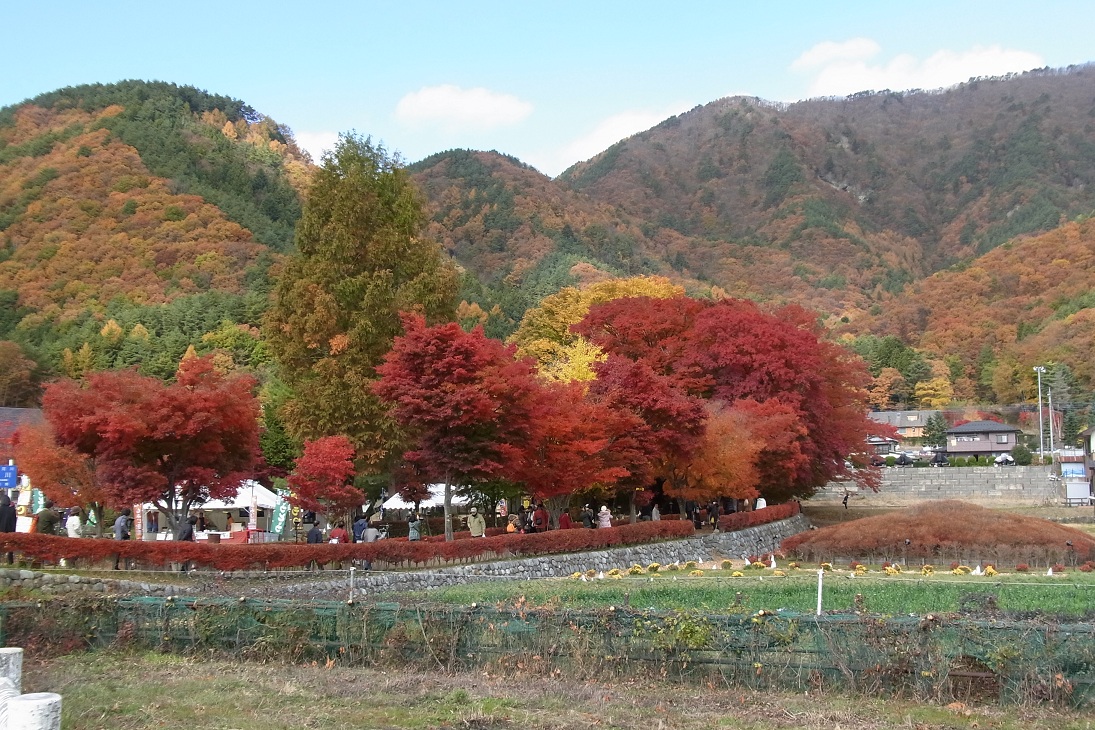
top-left (382, 484), bottom-right (468, 511)
top-left (197, 480), bottom-right (282, 510)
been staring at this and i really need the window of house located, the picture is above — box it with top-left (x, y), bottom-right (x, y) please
top-left (995, 434), bottom-right (1009, 443)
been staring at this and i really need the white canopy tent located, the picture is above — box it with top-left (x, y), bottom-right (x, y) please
top-left (141, 480), bottom-right (286, 539)
top-left (382, 484), bottom-right (469, 511)
top-left (198, 480), bottom-right (282, 510)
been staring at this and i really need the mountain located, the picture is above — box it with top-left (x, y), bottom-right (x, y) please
top-left (6, 70), bottom-right (1095, 407)
top-left (557, 65), bottom-right (1095, 312)
top-left (0, 81), bottom-right (308, 379)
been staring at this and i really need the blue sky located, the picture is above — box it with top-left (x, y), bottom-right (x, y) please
top-left (3, 1), bottom-right (1094, 176)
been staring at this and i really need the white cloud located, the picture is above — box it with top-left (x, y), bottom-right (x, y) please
top-left (793, 41), bottom-right (1045, 98)
top-left (395, 84), bottom-right (533, 131)
top-left (527, 104), bottom-right (689, 177)
top-left (791, 38), bottom-right (880, 71)
top-left (293, 130), bottom-right (339, 163)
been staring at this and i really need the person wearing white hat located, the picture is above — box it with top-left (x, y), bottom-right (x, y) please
top-left (467, 506), bottom-right (486, 538)
top-left (597, 505), bottom-right (613, 529)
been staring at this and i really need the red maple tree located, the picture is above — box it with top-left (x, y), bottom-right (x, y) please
top-left (13, 423), bottom-right (110, 534)
top-left (374, 314), bottom-right (541, 540)
top-left (286, 436), bottom-right (361, 515)
top-left (579, 296), bottom-right (879, 502)
top-left (586, 355), bottom-right (707, 519)
top-left (511, 380), bottom-right (630, 525)
top-left (41, 356), bottom-right (261, 531)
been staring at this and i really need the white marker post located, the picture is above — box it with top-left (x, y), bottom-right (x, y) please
top-left (0, 648), bottom-right (23, 693)
top-left (7, 693), bottom-right (62, 730)
top-left (816, 569), bottom-right (824, 616)
top-left (348, 566), bottom-right (356, 602)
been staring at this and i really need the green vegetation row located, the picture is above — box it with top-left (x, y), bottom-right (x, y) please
top-left (423, 572), bottom-right (1095, 618)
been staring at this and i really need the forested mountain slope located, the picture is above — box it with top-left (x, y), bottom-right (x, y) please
top-left (0, 81), bottom-right (308, 379)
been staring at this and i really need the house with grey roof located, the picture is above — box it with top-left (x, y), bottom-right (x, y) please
top-left (944, 420), bottom-right (1021, 459)
top-left (867, 410), bottom-right (939, 445)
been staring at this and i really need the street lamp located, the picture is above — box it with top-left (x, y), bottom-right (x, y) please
top-left (1034, 366), bottom-right (1046, 461)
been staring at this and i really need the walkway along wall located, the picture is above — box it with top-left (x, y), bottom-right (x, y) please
top-left (280, 514), bottom-right (812, 597)
top-left (815, 465), bottom-right (1058, 507)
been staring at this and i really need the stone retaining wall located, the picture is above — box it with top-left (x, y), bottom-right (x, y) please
top-left (0, 569), bottom-right (188, 596)
top-left (285, 514), bottom-right (812, 597)
top-left (1, 515), bottom-right (812, 599)
top-left (814, 466), bottom-right (1059, 507)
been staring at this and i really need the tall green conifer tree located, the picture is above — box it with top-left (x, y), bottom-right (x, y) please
top-left (264, 134), bottom-right (458, 467)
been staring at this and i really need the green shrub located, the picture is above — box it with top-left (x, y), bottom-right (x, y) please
top-left (1012, 444), bottom-right (1033, 466)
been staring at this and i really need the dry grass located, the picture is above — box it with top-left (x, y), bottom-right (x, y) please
top-left (23, 651), bottom-right (1095, 730)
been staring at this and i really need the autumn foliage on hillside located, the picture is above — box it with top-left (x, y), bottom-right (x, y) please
top-left (857, 218), bottom-right (1095, 402)
top-left (782, 501), bottom-right (1095, 565)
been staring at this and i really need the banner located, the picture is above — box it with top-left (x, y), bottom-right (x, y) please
top-left (270, 492), bottom-right (290, 535)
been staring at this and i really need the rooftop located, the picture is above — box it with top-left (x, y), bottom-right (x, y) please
top-left (945, 420), bottom-right (1021, 434)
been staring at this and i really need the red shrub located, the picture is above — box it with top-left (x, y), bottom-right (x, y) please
top-left (781, 501), bottom-right (1095, 566)
top-left (0, 520), bottom-right (696, 572)
top-left (1016, 563), bottom-right (1030, 572)
top-left (717, 501), bottom-right (800, 532)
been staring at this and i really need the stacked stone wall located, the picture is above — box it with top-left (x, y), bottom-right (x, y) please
top-left (814, 466), bottom-right (1059, 507)
top-left (286, 514), bottom-right (811, 597)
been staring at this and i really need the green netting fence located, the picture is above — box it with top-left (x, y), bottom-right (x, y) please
top-left (3, 596), bottom-right (1094, 706)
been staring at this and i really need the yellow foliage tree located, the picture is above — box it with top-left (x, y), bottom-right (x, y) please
top-left (510, 276), bottom-right (684, 380)
top-left (914, 374), bottom-right (954, 409)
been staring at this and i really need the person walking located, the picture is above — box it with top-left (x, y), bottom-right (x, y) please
top-left (0, 494), bottom-right (16, 565)
top-left (651, 504), bottom-right (661, 521)
top-left (177, 515), bottom-right (197, 542)
top-left (352, 514), bottom-right (368, 542)
top-left (407, 513), bottom-right (422, 541)
top-left (328, 521), bottom-right (350, 544)
top-left (65, 508), bottom-right (83, 538)
top-left (34, 500), bottom-right (60, 536)
top-left (467, 507), bottom-right (486, 537)
top-left (532, 502), bottom-right (549, 533)
top-left (580, 505), bottom-right (595, 529)
top-left (558, 510), bottom-right (573, 529)
top-left (597, 506), bottom-right (613, 528)
top-left (113, 507), bottom-right (131, 570)
top-left (306, 521), bottom-right (325, 570)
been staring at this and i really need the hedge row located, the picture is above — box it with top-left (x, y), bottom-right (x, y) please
top-left (0, 520), bottom-right (696, 572)
top-left (716, 501), bottom-right (800, 532)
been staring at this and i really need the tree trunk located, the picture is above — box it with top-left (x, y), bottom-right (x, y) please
top-left (91, 503), bottom-right (104, 537)
top-left (628, 491), bottom-right (637, 524)
top-left (443, 477), bottom-right (453, 542)
top-left (544, 495), bottom-right (570, 529)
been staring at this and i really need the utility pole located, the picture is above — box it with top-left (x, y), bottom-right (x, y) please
top-left (1048, 387), bottom-right (1055, 458)
top-left (1034, 366), bottom-right (1046, 462)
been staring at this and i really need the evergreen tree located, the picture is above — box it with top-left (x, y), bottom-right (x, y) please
top-left (923, 412), bottom-right (948, 448)
top-left (264, 134), bottom-right (459, 467)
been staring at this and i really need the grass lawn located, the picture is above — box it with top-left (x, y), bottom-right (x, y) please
top-left (416, 568), bottom-right (1095, 618)
top-left (24, 651), bottom-right (1095, 730)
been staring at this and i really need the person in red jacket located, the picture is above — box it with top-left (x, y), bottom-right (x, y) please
top-left (558, 510), bottom-right (573, 529)
top-left (328, 521), bottom-right (350, 544)
top-left (532, 503), bottom-right (549, 532)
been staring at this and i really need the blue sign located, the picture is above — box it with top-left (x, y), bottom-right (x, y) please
top-left (0, 465), bottom-right (16, 489)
